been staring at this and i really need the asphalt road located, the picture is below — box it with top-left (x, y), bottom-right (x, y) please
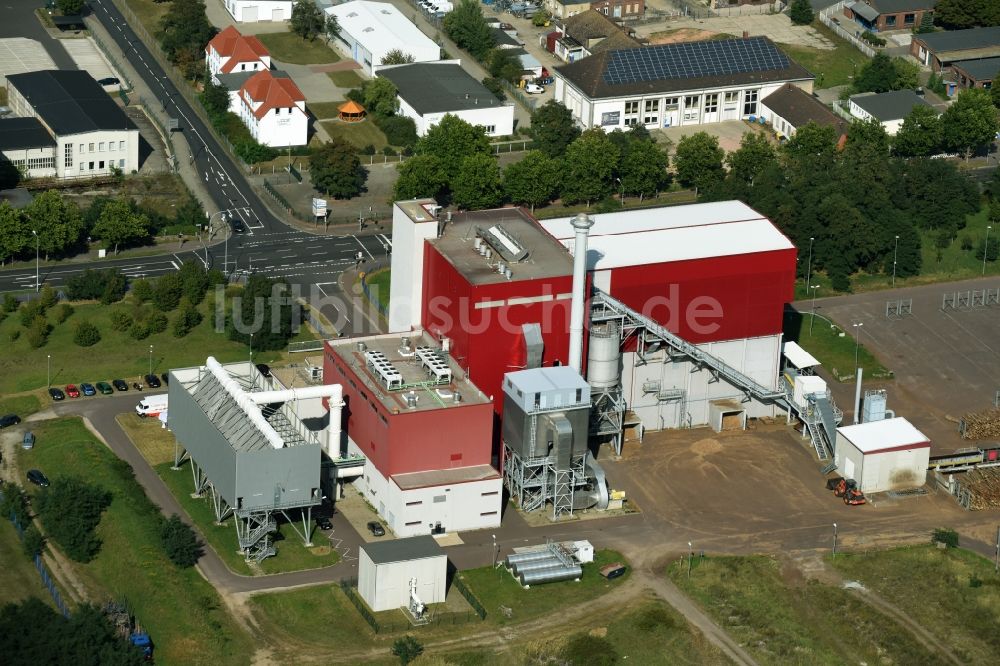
top-left (0, 1), bottom-right (77, 69)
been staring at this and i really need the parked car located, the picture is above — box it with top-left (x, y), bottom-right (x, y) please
top-left (65, 384), bottom-right (80, 398)
top-left (317, 516), bottom-right (333, 530)
top-left (22, 431), bottom-right (35, 450)
top-left (97, 77), bottom-right (120, 86)
top-left (96, 381), bottom-right (114, 395)
top-left (26, 469), bottom-right (49, 487)
top-left (535, 76), bottom-right (554, 85)
top-left (255, 363), bottom-right (271, 378)
top-left (160, 373), bottom-right (169, 385)
top-left (112, 379), bottom-right (129, 391)
top-left (524, 83), bottom-right (544, 94)
top-left (0, 414), bottom-right (21, 428)
top-left (49, 387), bottom-right (65, 401)
top-left (367, 521), bottom-right (386, 537)
top-left (80, 383), bottom-right (97, 396)
top-left (145, 374), bottom-right (161, 389)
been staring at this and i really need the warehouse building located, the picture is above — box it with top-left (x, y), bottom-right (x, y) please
top-left (835, 417), bottom-right (930, 493)
top-left (848, 90), bottom-right (935, 136)
top-left (224, 0), bottom-right (293, 23)
top-left (325, 1), bottom-right (441, 75)
top-left (358, 536), bottom-right (447, 612)
top-left (0, 117), bottom-right (57, 179)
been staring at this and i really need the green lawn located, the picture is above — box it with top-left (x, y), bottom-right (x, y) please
top-left (256, 32), bottom-right (340, 65)
top-left (0, 519), bottom-right (53, 608)
top-left (777, 23), bottom-right (870, 89)
top-left (669, 555), bottom-right (944, 666)
top-left (19, 417), bottom-right (253, 666)
top-left (321, 119), bottom-right (389, 150)
top-left (0, 393), bottom-right (41, 419)
top-left (459, 549), bottom-right (629, 627)
top-left (362, 269), bottom-right (390, 313)
top-left (155, 460), bottom-right (339, 576)
top-left (831, 545), bottom-right (1000, 665)
top-left (307, 100), bottom-right (347, 120)
top-left (0, 292), bottom-right (306, 394)
top-left (249, 585), bottom-right (381, 652)
top-left (327, 70), bottom-right (364, 88)
top-left (122, 0), bottom-right (171, 35)
top-left (783, 308), bottom-right (890, 381)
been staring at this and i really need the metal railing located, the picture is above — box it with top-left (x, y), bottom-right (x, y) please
top-left (1, 490), bottom-right (71, 618)
top-left (820, 1), bottom-right (878, 58)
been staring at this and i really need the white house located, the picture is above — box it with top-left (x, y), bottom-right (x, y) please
top-left (553, 36), bottom-right (814, 131)
top-left (376, 61), bottom-right (515, 137)
top-left (5, 70), bottom-right (140, 178)
top-left (223, 0), bottom-right (293, 23)
top-left (238, 70), bottom-right (308, 147)
top-left (358, 536), bottom-right (447, 612)
top-left (848, 90), bottom-right (934, 136)
top-left (205, 26), bottom-right (271, 79)
top-left (325, 1), bottom-right (441, 75)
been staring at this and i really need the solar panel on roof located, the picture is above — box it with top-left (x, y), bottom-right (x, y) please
top-left (601, 37), bottom-right (790, 86)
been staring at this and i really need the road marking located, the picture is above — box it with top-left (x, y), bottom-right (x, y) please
top-left (352, 235), bottom-right (375, 261)
top-left (379, 234), bottom-right (392, 247)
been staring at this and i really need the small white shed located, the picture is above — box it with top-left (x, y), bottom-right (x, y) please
top-left (835, 417), bottom-right (930, 494)
top-left (358, 536), bottom-right (448, 612)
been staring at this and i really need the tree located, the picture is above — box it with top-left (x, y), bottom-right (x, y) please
top-left (935, 0), bottom-right (1000, 30)
top-left (560, 129), bottom-right (619, 205)
top-left (393, 154), bottom-right (449, 201)
top-left (391, 635), bottom-right (424, 665)
top-left (325, 14), bottom-right (341, 43)
top-left (27, 315), bottom-right (51, 349)
top-left (381, 49), bottom-right (415, 65)
top-left (35, 476), bottom-right (113, 563)
top-left (443, 0), bottom-right (494, 60)
top-left (853, 54), bottom-right (919, 93)
top-left (38, 283), bottom-right (58, 310)
top-left (92, 198), bottom-right (150, 254)
top-left (25, 190), bottom-right (84, 259)
top-left (529, 100), bottom-right (580, 157)
top-left (22, 524), bottom-right (44, 559)
top-left (789, 0), bottom-right (814, 25)
top-left (893, 104), bottom-right (943, 157)
top-left (178, 261), bottom-right (211, 305)
top-left (73, 320), bottom-right (101, 347)
top-left (226, 276), bottom-right (298, 350)
top-left (0, 201), bottom-right (30, 264)
top-left (110, 308), bottom-right (134, 332)
top-left (487, 48), bottom-right (522, 83)
top-left (417, 115), bottom-right (491, 179)
top-left (532, 9), bottom-right (552, 27)
top-left (160, 514), bottom-right (202, 567)
top-left (200, 73), bottom-right (230, 119)
top-left (159, 0), bottom-right (216, 75)
top-left (291, 0), bottom-right (326, 41)
top-left (620, 139), bottom-right (669, 200)
top-left (56, 0), bottom-right (85, 14)
top-left (153, 273), bottom-right (184, 312)
top-left (674, 132), bottom-right (725, 192)
top-left (993, 69), bottom-right (1000, 108)
top-left (66, 268), bottom-right (126, 302)
top-left (940, 88), bottom-right (1000, 159)
top-left (362, 78), bottom-right (400, 118)
top-left (451, 154), bottom-right (503, 210)
top-left (311, 138), bottom-right (367, 199)
top-left (172, 299), bottom-right (203, 337)
top-left (726, 132), bottom-right (776, 187)
top-left (503, 150), bottom-right (561, 210)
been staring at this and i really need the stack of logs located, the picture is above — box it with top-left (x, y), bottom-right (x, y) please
top-left (960, 409), bottom-right (1000, 440)
top-left (959, 468), bottom-right (1000, 511)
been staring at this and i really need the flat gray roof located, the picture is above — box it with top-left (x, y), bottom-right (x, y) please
top-left (850, 89), bottom-right (933, 121)
top-left (392, 464), bottom-right (500, 490)
top-left (952, 57), bottom-right (1000, 81)
top-left (362, 535), bottom-right (444, 564)
top-left (377, 62), bottom-right (506, 115)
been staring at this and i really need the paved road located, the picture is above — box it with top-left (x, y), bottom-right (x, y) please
top-left (0, 1), bottom-right (76, 70)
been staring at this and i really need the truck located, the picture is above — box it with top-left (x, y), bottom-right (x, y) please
top-left (135, 394), bottom-right (168, 418)
top-left (103, 599), bottom-right (153, 660)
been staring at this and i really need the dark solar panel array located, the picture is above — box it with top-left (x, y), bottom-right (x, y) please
top-left (602, 37), bottom-right (790, 85)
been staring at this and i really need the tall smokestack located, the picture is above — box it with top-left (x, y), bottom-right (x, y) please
top-left (568, 212), bottom-right (594, 373)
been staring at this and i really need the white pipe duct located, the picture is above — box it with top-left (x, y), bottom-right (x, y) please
top-left (568, 213), bottom-right (594, 373)
top-left (205, 356), bottom-right (284, 450)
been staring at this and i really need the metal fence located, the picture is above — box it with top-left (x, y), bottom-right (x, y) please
top-left (360, 273), bottom-right (388, 317)
top-left (89, 29), bottom-right (134, 92)
top-left (453, 575), bottom-right (488, 620)
top-left (338, 578), bottom-right (482, 633)
top-left (1, 489), bottom-right (72, 618)
top-left (820, 2), bottom-right (878, 57)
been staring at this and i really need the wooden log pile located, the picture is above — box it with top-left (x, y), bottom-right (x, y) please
top-left (960, 408), bottom-right (1000, 440)
top-left (960, 468), bottom-right (1000, 511)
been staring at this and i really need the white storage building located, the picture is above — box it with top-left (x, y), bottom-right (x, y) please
top-left (358, 536), bottom-right (448, 612)
top-left (223, 0), bottom-right (293, 23)
top-left (835, 417), bottom-right (931, 494)
top-left (325, 1), bottom-right (441, 75)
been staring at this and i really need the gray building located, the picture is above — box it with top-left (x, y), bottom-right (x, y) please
top-left (0, 117), bottom-right (57, 179)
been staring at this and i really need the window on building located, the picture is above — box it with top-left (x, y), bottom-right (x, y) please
top-left (99, 142), bottom-right (105, 152)
top-left (481, 491), bottom-right (499, 497)
top-left (119, 159), bottom-right (125, 168)
top-left (480, 511), bottom-right (498, 516)
top-left (643, 99), bottom-right (659, 125)
top-left (433, 495), bottom-right (446, 503)
top-left (119, 141), bottom-right (125, 151)
top-left (405, 500), bottom-right (423, 506)
top-left (684, 95), bottom-right (700, 109)
top-left (28, 156), bottom-right (55, 171)
top-left (886, 15), bottom-right (897, 27)
top-left (450, 453), bottom-right (463, 461)
top-left (78, 143), bottom-right (84, 153)
top-left (904, 13), bottom-right (915, 24)
top-left (405, 520), bottom-right (421, 526)
top-left (724, 91), bottom-right (739, 105)
top-left (743, 89), bottom-right (759, 116)
top-left (88, 143), bottom-right (94, 152)
top-left (484, 125), bottom-right (496, 134)
top-left (89, 161), bottom-right (94, 170)
top-left (664, 97), bottom-right (679, 110)
top-left (64, 143), bottom-right (73, 168)
top-left (704, 94), bottom-right (719, 114)
top-left (79, 162), bottom-right (86, 171)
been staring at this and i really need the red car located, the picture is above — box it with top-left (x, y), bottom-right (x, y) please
top-left (65, 384), bottom-right (80, 398)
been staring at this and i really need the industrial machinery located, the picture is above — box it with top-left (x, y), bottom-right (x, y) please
top-left (829, 478), bottom-right (867, 506)
top-left (408, 578), bottom-right (426, 621)
top-left (103, 599), bottom-right (152, 660)
top-left (503, 541), bottom-right (589, 587)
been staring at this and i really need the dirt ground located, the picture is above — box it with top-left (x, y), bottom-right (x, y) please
top-left (648, 28), bottom-right (723, 44)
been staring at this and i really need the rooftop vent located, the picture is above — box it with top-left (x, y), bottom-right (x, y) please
top-left (481, 224), bottom-right (529, 263)
top-left (357, 341), bottom-right (367, 352)
top-left (405, 391), bottom-right (418, 409)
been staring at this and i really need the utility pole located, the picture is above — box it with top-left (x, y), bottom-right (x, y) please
top-left (809, 284), bottom-right (820, 335)
top-left (833, 522), bottom-right (838, 558)
top-left (892, 235), bottom-right (899, 287)
top-left (984, 226), bottom-right (993, 276)
top-left (805, 237), bottom-right (814, 293)
top-left (32, 229), bottom-right (39, 293)
top-left (687, 541), bottom-right (693, 578)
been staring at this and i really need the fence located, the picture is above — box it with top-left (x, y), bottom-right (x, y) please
top-left (1, 489), bottom-right (71, 618)
top-left (820, 2), bottom-right (879, 58)
top-left (491, 139), bottom-right (535, 154)
top-left (338, 579), bottom-right (482, 633)
top-left (454, 575), bottom-right (488, 620)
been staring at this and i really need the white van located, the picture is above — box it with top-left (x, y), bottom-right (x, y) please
top-left (136, 394), bottom-right (168, 418)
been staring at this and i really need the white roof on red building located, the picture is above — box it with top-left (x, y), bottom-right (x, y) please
top-left (838, 417), bottom-right (930, 454)
top-left (538, 201), bottom-right (794, 270)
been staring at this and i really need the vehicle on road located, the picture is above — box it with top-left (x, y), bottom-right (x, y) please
top-left (0, 414), bottom-right (21, 428)
top-left (26, 469), bottom-right (49, 487)
top-left (136, 395), bottom-right (168, 418)
top-left (22, 431), bottom-right (34, 450)
top-left (97, 77), bottom-right (121, 86)
top-left (96, 381), bottom-right (114, 395)
top-left (49, 387), bottom-right (66, 401)
top-left (367, 521), bottom-right (386, 537)
top-left (830, 477), bottom-right (867, 505)
top-left (113, 379), bottom-right (128, 391)
top-left (524, 83), bottom-right (544, 94)
top-left (144, 374), bottom-right (161, 389)
top-left (81, 383), bottom-right (97, 396)
top-left (66, 384), bottom-right (80, 398)
top-left (317, 516), bottom-right (333, 530)
top-left (232, 218), bottom-right (245, 233)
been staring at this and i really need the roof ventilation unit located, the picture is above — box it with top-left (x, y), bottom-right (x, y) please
top-left (497, 262), bottom-right (506, 274)
top-left (416, 345), bottom-right (453, 384)
top-left (474, 237), bottom-right (483, 251)
top-left (405, 391), bottom-right (418, 409)
top-left (365, 350), bottom-right (403, 390)
top-left (482, 224), bottom-right (529, 263)
top-left (399, 337), bottom-right (414, 356)
top-left (357, 341), bottom-right (367, 352)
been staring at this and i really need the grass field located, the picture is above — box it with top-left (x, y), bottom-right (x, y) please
top-left (249, 585), bottom-right (381, 651)
top-left (122, 0), bottom-right (171, 34)
top-left (362, 269), bottom-right (390, 313)
top-left (783, 308), bottom-right (890, 381)
top-left (327, 70), bottom-right (364, 88)
top-left (0, 393), bottom-right (42, 419)
top-left (321, 119), bottom-right (389, 150)
top-left (777, 23), bottom-right (869, 90)
top-left (459, 550), bottom-right (629, 627)
top-left (307, 101), bottom-right (347, 120)
top-left (18, 417), bottom-right (253, 666)
top-left (0, 292), bottom-right (308, 395)
top-left (668, 555), bottom-right (944, 665)
top-left (831, 545), bottom-right (1000, 664)
top-left (117, 413), bottom-right (177, 466)
top-left (0, 519), bottom-right (53, 608)
top-left (256, 32), bottom-right (340, 65)
top-left (155, 460), bottom-right (339, 576)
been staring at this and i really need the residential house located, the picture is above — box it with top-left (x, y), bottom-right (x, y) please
top-left (950, 57), bottom-right (999, 91)
top-left (553, 10), bottom-right (640, 63)
top-left (910, 26), bottom-right (1000, 72)
top-left (545, 0), bottom-right (591, 19)
top-left (590, 0), bottom-right (644, 19)
top-left (5, 70), bottom-right (140, 178)
top-left (205, 26), bottom-right (271, 79)
top-left (759, 83), bottom-right (848, 139)
top-left (844, 0), bottom-right (935, 32)
top-left (553, 36), bottom-right (814, 130)
top-left (848, 90), bottom-right (934, 135)
top-left (375, 61), bottom-right (515, 137)
top-left (238, 70), bottom-right (308, 147)
top-left (325, 1), bottom-right (440, 76)
top-left (223, 0), bottom-right (293, 23)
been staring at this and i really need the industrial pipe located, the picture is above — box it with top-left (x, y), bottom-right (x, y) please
top-left (205, 357), bottom-right (284, 450)
top-left (245, 382), bottom-right (345, 458)
top-left (568, 212), bottom-right (594, 373)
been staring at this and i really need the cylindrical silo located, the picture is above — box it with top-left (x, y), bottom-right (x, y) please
top-left (512, 557), bottom-right (561, 577)
top-left (587, 322), bottom-right (621, 390)
top-left (519, 563), bottom-right (583, 586)
top-left (505, 550), bottom-right (554, 569)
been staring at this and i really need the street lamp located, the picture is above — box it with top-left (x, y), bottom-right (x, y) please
top-left (805, 237), bottom-right (815, 292)
top-left (809, 284), bottom-right (820, 335)
top-left (148, 345), bottom-right (154, 377)
top-left (852, 322), bottom-right (864, 369)
top-left (492, 534), bottom-right (497, 569)
top-left (615, 177), bottom-right (624, 207)
top-left (31, 229), bottom-right (39, 293)
top-left (249, 332), bottom-right (254, 364)
top-left (833, 523), bottom-right (838, 557)
top-left (47, 354), bottom-right (51, 389)
top-left (687, 541), bottom-right (693, 578)
top-left (892, 235), bottom-right (900, 287)
top-left (984, 225), bottom-right (992, 276)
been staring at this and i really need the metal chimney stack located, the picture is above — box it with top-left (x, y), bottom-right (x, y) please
top-left (568, 213), bottom-right (594, 373)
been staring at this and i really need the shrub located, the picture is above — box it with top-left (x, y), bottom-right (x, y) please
top-left (361, 143), bottom-right (377, 155)
top-left (38, 284), bottom-right (59, 309)
top-left (22, 524), bottom-right (45, 559)
top-left (128, 320), bottom-right (151, 340)
top-left (635, 605), bottom-right (676, 632)
top-left (109, 308), bottom-right (133, 332)
top-left (73, 320), bottom-right (101, 347)
top-left (391, 636), bottom-right (424, 665)
top-left (153, 273), bottom-right (183, 312)
top-left (172, 302), bottom-right (203, 338)
top-left (147, 311), bottom-right (168, 334)
top-left (66, 268), bottom-right (127, 302)
top-left (20, 300), bottom-right (45, 328)
top-left (382, 145), bottom-right (396, 156)
top-left (376, 114), bottom-right (418, 147)
top-left (159, 514), bottom-right (202, 567)
top-left (561, 634), bottom-right (618, 666)
top-left (52, 303), bottom-right (74, 324)
top-left (131, 278), bottom-right (154, 304)
top-left (3, 293), bottom-right (18, 312)
top-left (9, 329), bottom-right (20, 342)
top-left (932, 527), bottom-right (959, 548)
top-left (27, 315), bottom-right (51, 349)
top-left (35, 476), bottom-right (113, 563)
